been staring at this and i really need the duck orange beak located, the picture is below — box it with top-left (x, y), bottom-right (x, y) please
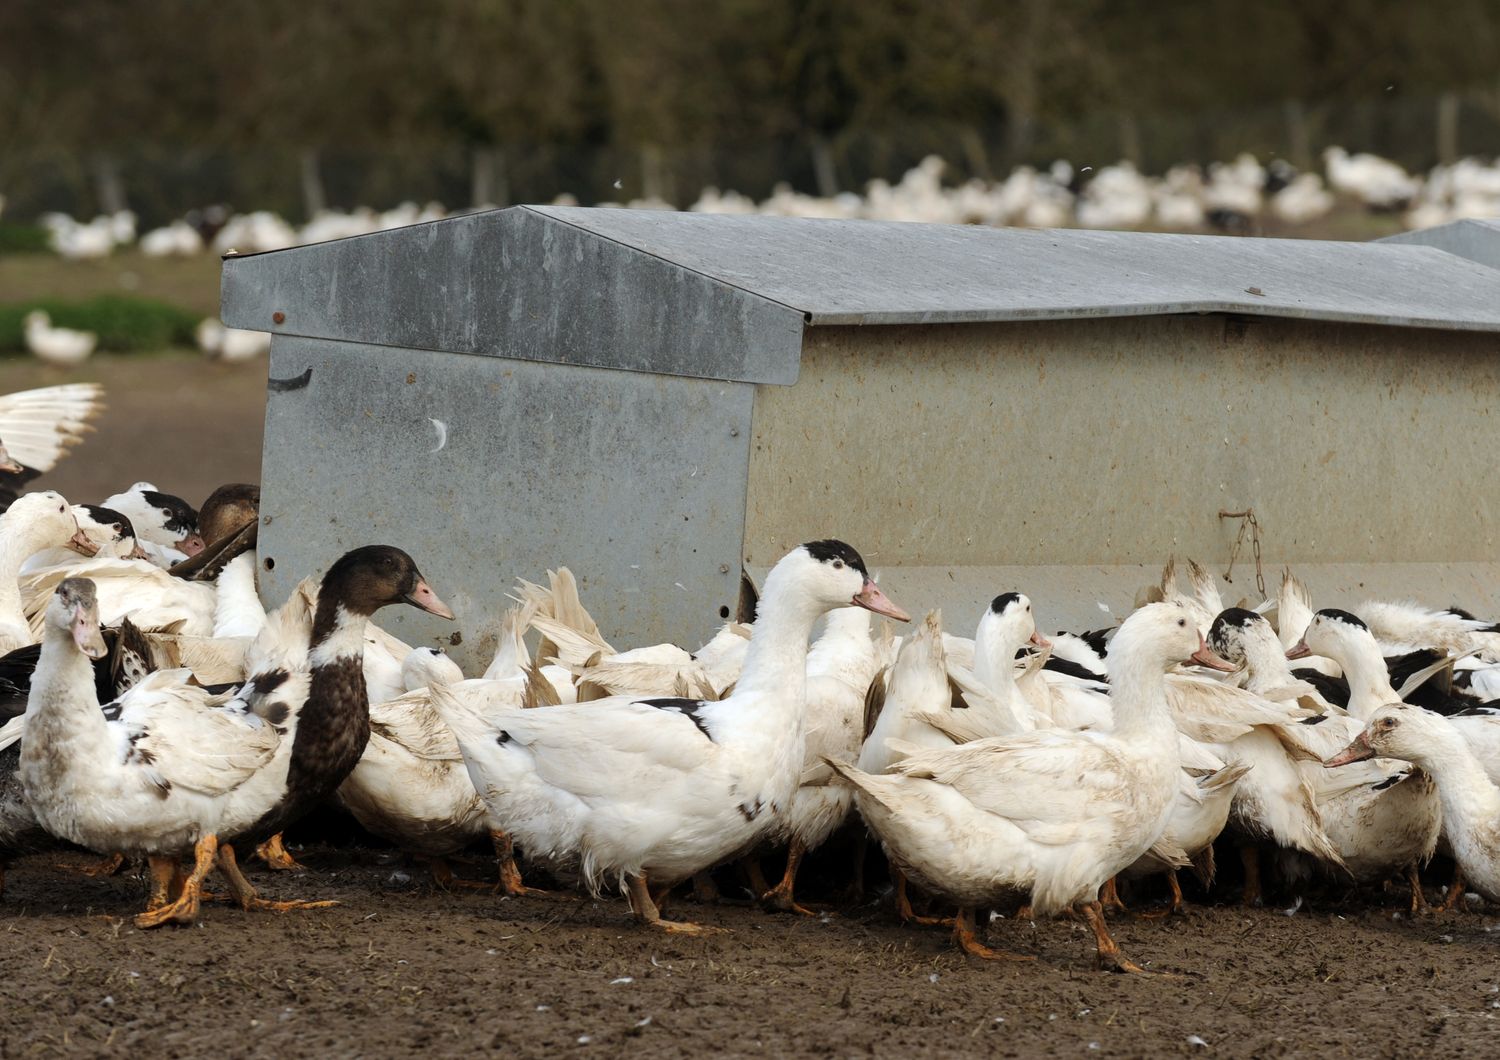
top-left (853, 580), bottom-right (910, 623)
top-left (1325, 731), bottom-right (1375, 767)
top-left (406, 578), bottom-right (455, 620)
top-left (1286, 637), bottom-right (1312, 660)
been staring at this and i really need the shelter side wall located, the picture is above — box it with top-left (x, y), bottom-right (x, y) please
top-left (743, 314), bottom-right (1500, 571)
top-left (258, 337), bottom-right (753, 673)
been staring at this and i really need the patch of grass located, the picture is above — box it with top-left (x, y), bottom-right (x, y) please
top-left (0, 295), bottom-right (201, 354)
top-left (0, 223), bottom-right (51, 254)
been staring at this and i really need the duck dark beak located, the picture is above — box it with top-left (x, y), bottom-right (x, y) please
top-left (1286, 637), bottom-right (1312, 660)
top-left (72, 603), bottom-right (107, 659)
top-left (852, 580), bottom-right (910, 623)
top-left (1325, 731), bottom-right (1375, 767)
top-left (1190, 636), bottom-right (1237, 672)
top-left (177, 533), bottom-right (207, 557)
top-left (406, 578), bottom-right (455, 620)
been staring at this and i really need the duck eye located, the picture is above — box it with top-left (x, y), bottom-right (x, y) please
top-left (1177, 619), bottom-right (1186, 627)
top-left (832, 560), bottom-right (844, 570)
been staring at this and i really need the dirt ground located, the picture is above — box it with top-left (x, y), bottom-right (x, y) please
top-left (2, 343), bottom-right (1498, 1059)
top-left (3, 844), bottom-right (1499, 1059)
top-left (0, 353), bottom-right (266, 510)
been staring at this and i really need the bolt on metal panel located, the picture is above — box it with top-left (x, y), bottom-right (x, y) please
top-left (257, 336), bottom-right (755, 673)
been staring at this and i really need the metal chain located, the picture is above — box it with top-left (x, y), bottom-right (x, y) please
top-left (1218, 508), bottom-right (1266, 597)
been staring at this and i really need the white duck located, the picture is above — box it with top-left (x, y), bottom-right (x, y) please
top-left (99, 483), bottom-right (205, 565)
top-left (761, 605), bottom-right (882, 915)
top-left (827, 602), bottom-right (1235, 973)
top-left (0, 493), bottom-right (98, 651)
top-left (432, 540), bottom-right (909, 934)
top-left (1286, 609), bottom-right (1442, 907)
top-left (23, 311), bottom-right (96, 367)
top-left (1328, 704), bottom-right (1500, 903)
top-left (18, 577), bottom-right (279, 928)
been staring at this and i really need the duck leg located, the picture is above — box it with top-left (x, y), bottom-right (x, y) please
top-left (65, 851), bottom-right (127, 878)
top-left (1404, 863), bottom-right (1428, 916)
top-left (1138, 871), bottom-right (1187, 919)
top-left (1240, 846), bottom-right (1263, 908)
top-left (254, 833), bottom-right (304, 871)
top-left (691, 872), bottom-right (721, 903)
top-left (894, 868), bottom-right (954, 927)
top-left (145, 856), bottom-right (179, 911)
top-left (1099, 876), bottom-right (1128, 914)
top-left (134, 835), bottom-right (217, 929)
top-left (625, 872), bottom-right (724, 936)
top-left (1081, 900), bottom-right (1152, 975)
top-left (1436, 870), bottom-right (1467, 914)
top-left (426, 856), bottom-right (495, 891)
top-left (740, 856), bottom-right (772, 899)
top-left (213, 842), bottom-right (339, 913)
top-left (488, 828), bottom-right (560, 898)
top-left (953, 907), bottom-right (1033, 962)
top-left (761, 838), bottom-right (816, 916)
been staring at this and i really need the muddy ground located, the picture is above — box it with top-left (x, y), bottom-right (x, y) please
top-left (4, 354), bottom-right (1500, 1057)
top-left (3, 842), bottom-right (1499, 1059)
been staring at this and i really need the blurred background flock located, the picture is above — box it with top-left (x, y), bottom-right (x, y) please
top-left (3, 0), bottom-right (1500, 361)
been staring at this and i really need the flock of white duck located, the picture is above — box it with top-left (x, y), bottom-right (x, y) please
top-left (18, 146), bottom-right (1500, 268)
top-left (1, 386), bottom-right (1500, 973)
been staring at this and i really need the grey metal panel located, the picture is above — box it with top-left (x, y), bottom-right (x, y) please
top-left (534, 206), bottom-right (1500, 332)
top-left (257, 336), bottom-right (755, 674)
top-left (221, 208), bottom-right (806, 386)
top-left (1380, 219), bottom-right (1500, 272)
top-left (747, 562), bottom-right (1500, 641)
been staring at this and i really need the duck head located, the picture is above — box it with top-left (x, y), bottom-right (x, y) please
top-left (979, 592), bottom-right (1051, 654)
top-left (792, 539), bottom-right (909, 622)
top-left (47, 577), bottom-right (107, 659)
top-left (5, 491), bottom-right (96, 556)
top-left (1325, 702), bottom-right (1455, 768)
top-left (1206, 606), bottom-right (1286, 678)
top-left (400, 646), bottom-right (465, 691)
top-left (322, 545), bottom-right (455, 620)
top-left (1113, 601), bottom-right (1236, 672)
top-left (106, 482), bottom-right (205, 556)
top-left (77, 504), bottom-right (146, 560)
top-left (1286, 608), bottom-right (1368, 662)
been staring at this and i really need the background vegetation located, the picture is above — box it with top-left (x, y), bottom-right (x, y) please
top-left (4, 0), bottom-right (1500, 223)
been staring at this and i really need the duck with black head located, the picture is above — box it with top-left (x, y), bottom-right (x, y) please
top-left (207, 544), bottom-right (454, 913)
top-left (432, 538), bottom-right (909, 935)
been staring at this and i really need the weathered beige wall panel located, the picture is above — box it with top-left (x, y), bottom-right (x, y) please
top-left (744, 315), bottom-right (1500, 576)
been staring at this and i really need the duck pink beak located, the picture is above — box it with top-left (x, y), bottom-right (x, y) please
top-left (1190, 635), bottom-right (1237, 672)
top-left (1325, 731), bottom-right (1376, 767)
top-left (71, 602), bottom-right (106, 659)
top-left (177, 533), bottom-right (207, 557)
top-left (406, 578), bottom-right (455, 620)
top-left (1286, 637), bottom-right (1312, 660)
top-left (853, 580), bottom-right (910, 623)
top-left (68, 528), bottom-right (100, 556)
top-left (0, 453), bottom-right (22, 475)
top-left (1029, 630), bottom-right (1052, 649)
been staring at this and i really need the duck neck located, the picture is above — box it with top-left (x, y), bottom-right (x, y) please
top-left (1420, 730), bottom-right (1500, 836)
top-left (1243, 640), bottom-right (1298, 696)
top-left (280, 595), bottom-right (374, 805)
top-left (732, 575), bottom-right (827, 706)
top-left (0, 520), bottom-right (50, 633)
top-left (21, 623), bottom-right (108, 782)
top-left (1335, 637), bottom-right (1398, 721)
top-left (974, 629), bottom-right (1021, 702)
top-left (1105, 647), bottom-right (1175, 742)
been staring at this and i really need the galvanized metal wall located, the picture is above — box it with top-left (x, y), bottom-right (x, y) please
top-left (744, 314), bottom-right (1500, 632)
top-left (258, 337), bottom-right (754, 672)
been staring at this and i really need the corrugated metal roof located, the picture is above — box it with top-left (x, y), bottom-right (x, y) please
top-left (1379, 217), bottom-right (1500, 272)
top-left (536, 206), bottom-right (1500, 331)
top-left (221, 207), bottom-right (1500, 387)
